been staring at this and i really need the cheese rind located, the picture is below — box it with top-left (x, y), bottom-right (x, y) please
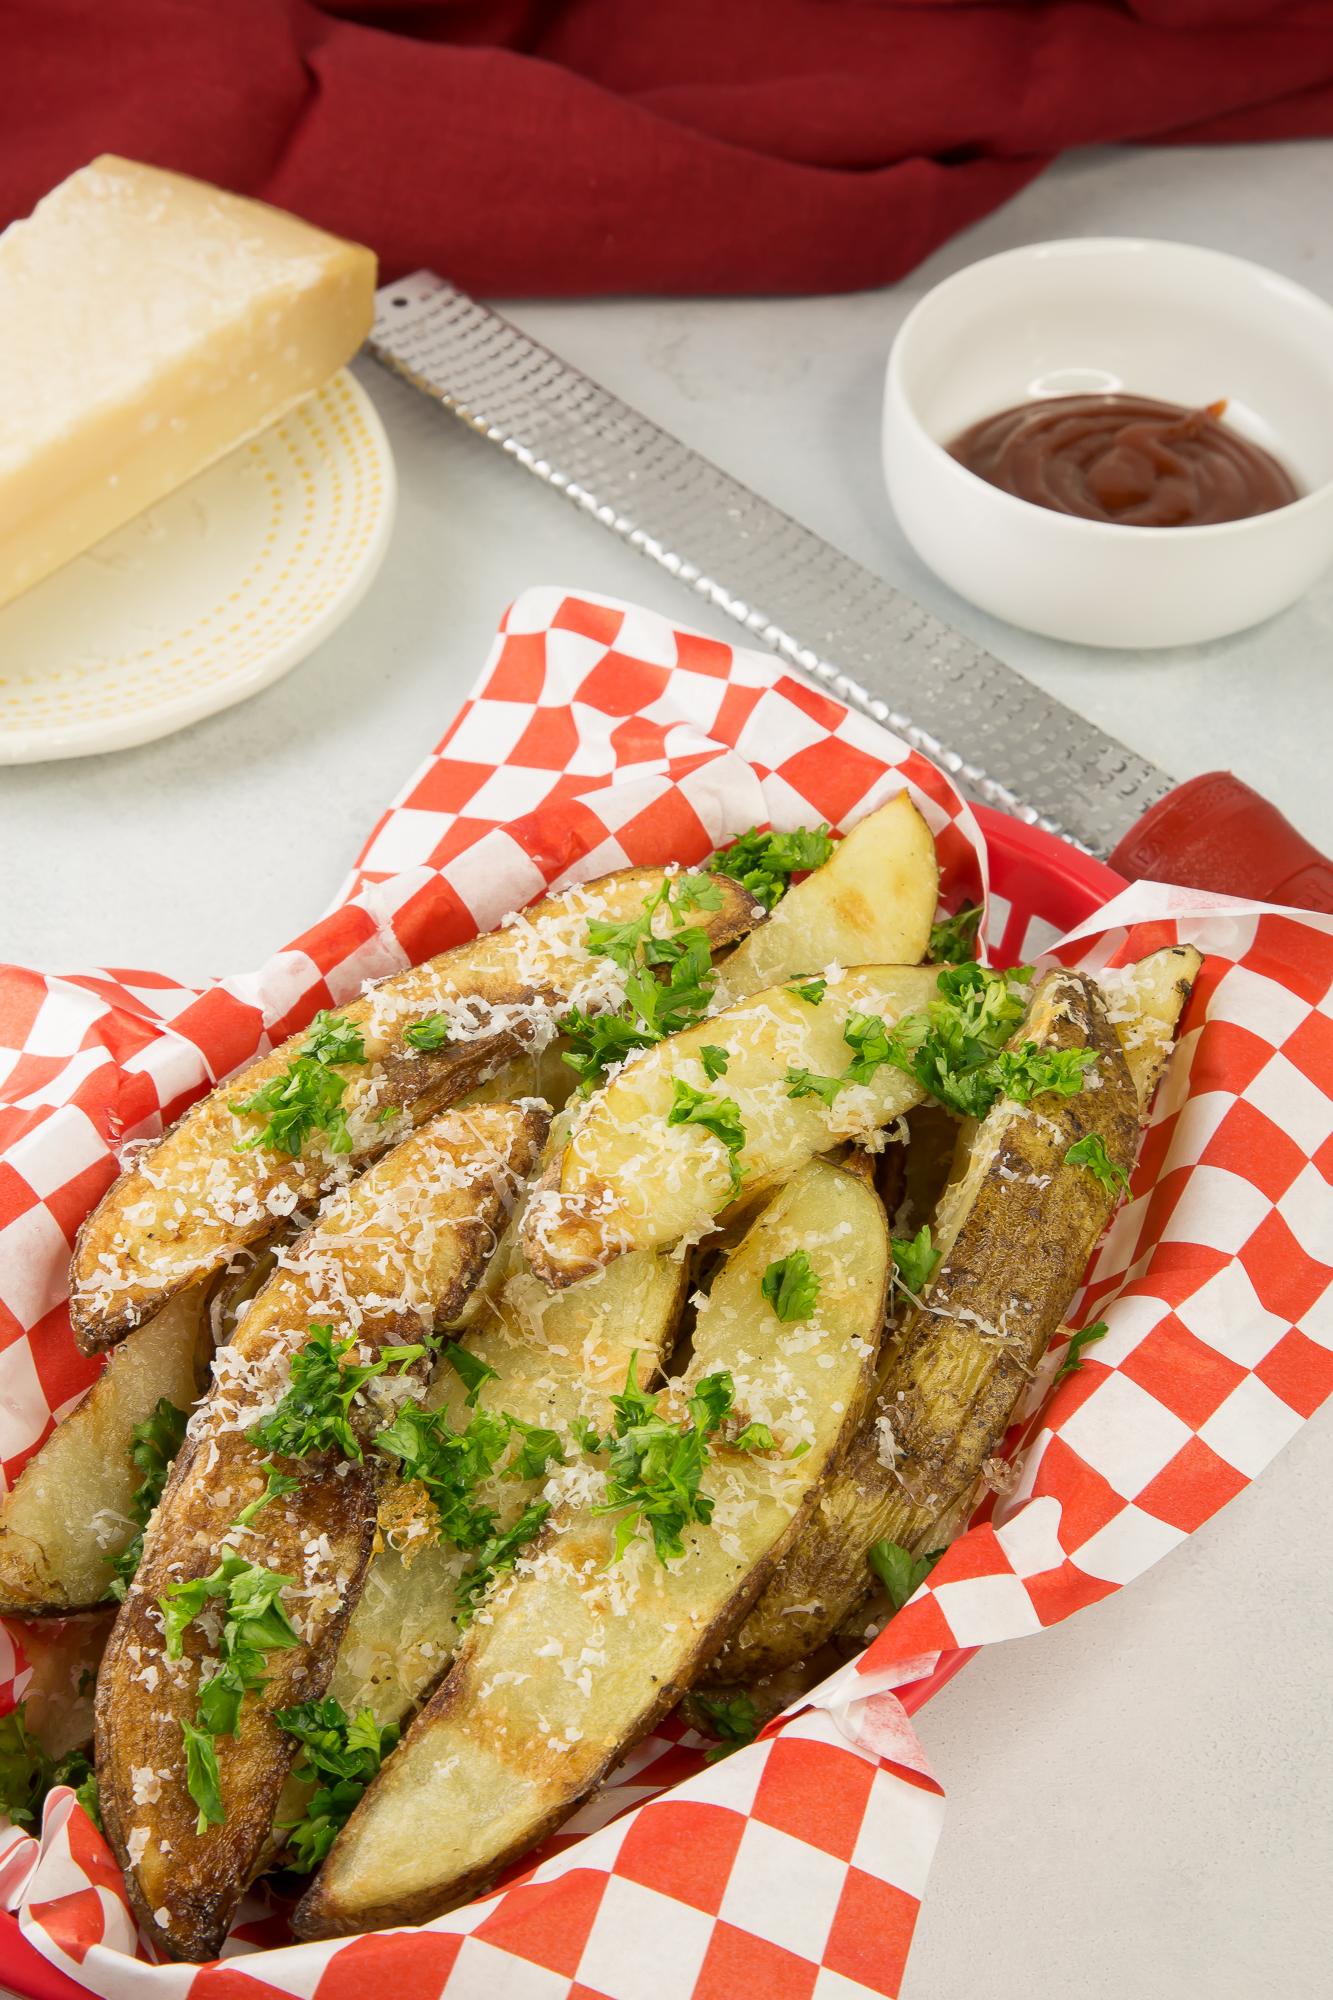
top-left (0, 155), bottom-right (377, 609)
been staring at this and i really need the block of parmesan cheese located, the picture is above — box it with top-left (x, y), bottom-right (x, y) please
top-left (0, 156), bottom-right (377, 611)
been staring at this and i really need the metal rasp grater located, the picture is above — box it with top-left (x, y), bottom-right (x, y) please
top-left (366, 270), bottom-right (1176, 860)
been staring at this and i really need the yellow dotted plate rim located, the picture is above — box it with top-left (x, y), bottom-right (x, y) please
top-left (0, 368), bottom-right (396, 766)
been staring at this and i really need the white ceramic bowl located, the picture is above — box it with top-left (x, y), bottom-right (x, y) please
top-left (882, 238), bottom-right (1333, 648)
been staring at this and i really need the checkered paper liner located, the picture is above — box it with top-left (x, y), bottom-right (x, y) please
top-left (2, 589), bottom-right (1331, 2000)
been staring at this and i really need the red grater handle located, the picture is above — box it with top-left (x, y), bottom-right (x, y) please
top-left (1108, 772), bottom-right (1333, 913)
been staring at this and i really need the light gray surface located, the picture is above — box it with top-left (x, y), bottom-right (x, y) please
top-left (4, 139), bottom-right (1333, 1998)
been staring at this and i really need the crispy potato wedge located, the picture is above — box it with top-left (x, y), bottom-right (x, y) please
top-left (327, 1237), bottom-right (689, 1731)
top-left (71, 868), bottom-right (762, 1353)
top-left (522, 965), bottom-right (941, 1286)
top-left (719, 793), bottom-right (938, 1000)
top-left (1097, 944), bottom-right (1203, 1111)
top-left (0, 1286), bottom-right (211, 1616)
top-left (709, 966), bottom-right (1140, 1682)
top-left (95, 1102), bottom-right (547, 1964)
top-left (295, 1158), bottom-right (887, 1937)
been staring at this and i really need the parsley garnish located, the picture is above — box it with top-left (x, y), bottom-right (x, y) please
top-left (107, 1395), bottom-right (188, 1600)
top-left (708, 824), bottom-right (835, 911)
top-left (1065, 1133), bottom-right (1130, 1198)
top-left (372, 1398), bottom-right (560, 1623)
top-left (760, 1251), bottom-right (821, 1322)
top-left (784, 1065), bottom-right (847, 1110)
top-left (181, 1717), bottom-right (224, 1832)
top-left (667, 1079), bottom-right (746, 1197)
top-left (445, 1339), bottom-right (499, 1408)
top-left (273, 1698), bottom-right (400, 1872)
top-left (563, 873), bottom-right (724, 1093)
top-left (455, 1500), bottom-right (554, 1621)
top-left (231, 1009), bottom-right (368, 1159)
top-left (869, 1539), bottom-right (946, 1613)
top-left (890, 1225), bottom-right (941, 1298)
top-left (234, 1466), bottom-right (301, 1527)
top-left (691, 1691), bottom-right (760, 1762)
top-left (160, 1548), bottom-right (302, 1831)
top-left (301, 1011), bottom-right (368, 1066)
top-left (403, 1012), bottom-right (451, 1051)
top-left (788, 978), bottom-right (826, 1006)
top-left (0, 1707), bottom-right (100, 1831)
top-left (783, 1004), bottom-right (902, 1110)
top-left (991, 1042), bottom-right (1097, 1104)
top-left (583, 1359), bottom-right (768, 1566)
top-left (586, 872), bottom-right (721, 973)
top-left (1054, 1321), bottom-right (1108, 1382)
top-left (699, 1044), bottom-right (730, 1080)
top-left (250, 1324), bottom-right (425, 1463)
top-left (928, 903), bottom-right (983, 964)
top-left (0, 1710), bottom-right (62, 1829)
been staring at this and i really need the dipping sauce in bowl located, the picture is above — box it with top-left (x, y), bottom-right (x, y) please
top-left (947, 392), bottom-right (1300, 527)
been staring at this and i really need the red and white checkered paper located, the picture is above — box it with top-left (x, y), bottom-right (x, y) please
top-left (3, 588), bottom-right (1332, 2000)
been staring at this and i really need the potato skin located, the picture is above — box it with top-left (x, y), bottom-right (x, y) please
top-left (95, 1104), bottom-right (548, 1964)
top-left (70, 869), bottom-right (762, 1354)
top-left (295, 1163), bottom-right (888, 1939)
top-left (96, 1435), bottom-right (377, 1963)
top-left (710, 968), bottom-right (1139, 1682)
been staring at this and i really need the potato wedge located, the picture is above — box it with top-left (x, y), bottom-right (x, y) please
top-left (71, 868), bottom-right (762, 1353)
top-left (1097, 944), bottom-right (1203, 1111)
top-left (718, 792), bottom-right (938, 1000)
top-left (709, 966), bottom-right (1139, 1682)
top-left (327, 1238), bottom-right (689, 1732)
top-left (522, 965), bottom-right (941, 1286)
top-left (0, 1286), bottom-right (211, 1616)
top-left (95, 1102), bottom-right (547, 1964)
top-left (294, 1159), bottom-right (887, 1938)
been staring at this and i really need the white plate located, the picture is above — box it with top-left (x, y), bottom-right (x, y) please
top-left (0, 368), bottom-right (395, 762)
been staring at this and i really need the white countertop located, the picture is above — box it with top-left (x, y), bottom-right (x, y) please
top-left (4, 139), bottom-right (1332, 1998)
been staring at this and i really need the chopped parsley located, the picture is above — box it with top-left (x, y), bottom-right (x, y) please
top-left (301, 1011), bottom-right (368, 1066)
top-left (1065, 1133), bottom-right (1131, 1199)
top-left (928, 903), bottom-right (983, 964)
top-left (455, 1501), bottom-right (554, 1621)
top-left (991, 1042), bottom-right (1097, 1105)
top-left (1054, 1321), bottom-right (1108, 1383)
top-left (563, 873), bottom-right (724, 1093)
top-left (667, 1079), bottom-right (746, 1197)
top-left (273, 1698), bottom-right (400, 1873)
top-left (788, 978), bottom-right (826, 1006)
top-left (0, 1707), bottom-right (101, 1832)
top-left (160, 1547), bottom-right (302, 1832)
top-left (690, 1691), bottom-right (760, 1762)
top-left (372, 1396), bottom-right (561, 1624)
top-left (582, 1359), bottom-right (769, 1566)
top-left (444, 1339), bottom-right (499, 1407)
top-left (585, 871), bottom-right (722, 973)
top-left (708, 823), bottom-right (835, 911)
top-left (760, 1251), bottom-right (821, 1322)
top-left (107, 1395), bottom-right (188, 1599)
top-left (231, 1009), bottom-right (368, 1158)
top-left (890, 1225), bottom-right (941, 1299)
top-left (869, 1539), bottom-right (946, 1613)
top-left (250, 1324), bottom-right (426, 1463)
top-left (784, 1066), bottom-right (847, 1111)
top-left (699, 1044), bottom-right (731, 1080)
top-left (234, 1466), bottom-right (301, 1527)
top-left (785, 963), bottom-right (1098, 1126)
top-left (403, 1012), bottom-right (451, 1051)
top-left (181, 1717), bottom-right (224, 1833)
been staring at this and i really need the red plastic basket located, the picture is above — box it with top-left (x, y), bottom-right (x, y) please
top-left (0, 809), bottom-right (1126, 1996)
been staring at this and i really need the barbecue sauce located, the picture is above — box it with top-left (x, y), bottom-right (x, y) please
top-left (948, 393), bottom-right (1299, 526)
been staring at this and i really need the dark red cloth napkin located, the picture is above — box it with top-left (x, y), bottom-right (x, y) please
top-left (3, 0), bottom-right (1333, 296)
